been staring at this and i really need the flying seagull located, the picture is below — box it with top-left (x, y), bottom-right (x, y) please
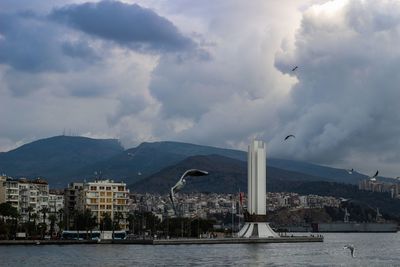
top-left (347, 168), bottom-right (354, 175)
top-left (343, 244), bottom-right (356, 258)
top-left (370, 170), bottom-right (379, 181)
top-left (169, 169), bottom-right (208, 216)
top-left (284, 134), bottom-right (295, 141)
top-left (292, 66), bottom-right (298, 71)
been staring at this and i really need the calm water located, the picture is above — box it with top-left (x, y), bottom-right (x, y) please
top-left (0, 233), bottom-right (399, 266)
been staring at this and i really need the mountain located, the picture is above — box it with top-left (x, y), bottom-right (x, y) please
top-left (0, 136), bottom-right (124, 186)
top-left (79, 141), bottom-right (365, 185)
top-left (130, 154), bottom-right (330, 193)
top-left (0, 137), bottom-right (374, 187)
top-left (268, 158), bottom-right (367, 185)
top-left (130, 154), bottom-right (400, 218)
top-left (76, 141), bottom-right (247, 184)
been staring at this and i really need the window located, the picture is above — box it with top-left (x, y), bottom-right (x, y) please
top-left (90, 186), bottom-right (97, 191)
top-left (99, 186), bottom-right (104, 190)
top-left (100, 192), bottom-right (105, 196)
top-left (107, 192), bottom-right (112, 196)
top-left (106, 198), bottom-right (112, 203)
top-left (106, 187), bottom-right (111, 190)
top-left (100, 198), bottom-right (105, 203)
top-left (118, 186), bottom-right (125, 192)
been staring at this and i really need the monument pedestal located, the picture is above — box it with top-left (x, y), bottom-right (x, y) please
top-left (237, 222), bottom-right (279, 238)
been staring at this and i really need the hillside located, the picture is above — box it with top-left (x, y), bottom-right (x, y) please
top-left (76, 141), bottom-right (247, 184)
top-left (78, 141), bottom-right (364, 185)
top-left (0, 137), bottom-right (376, 187)
top-left (130, 154), bottom-right (330, 193)
top-left (0, 136), bottom-right (124, 185)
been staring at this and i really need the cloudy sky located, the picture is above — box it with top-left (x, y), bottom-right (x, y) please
top-left (1, 0), bottom-right (400, 177)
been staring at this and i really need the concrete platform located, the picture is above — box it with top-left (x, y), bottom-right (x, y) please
top-left (0, 236), bottom-right (323, 245)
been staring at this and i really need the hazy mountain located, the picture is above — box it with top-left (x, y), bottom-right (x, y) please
top-left (76, 141), bottom-right (247, 184)
top-left (79, 141), bottom-right (366, 185)
top-left (0, 136), bottom-right (124, 186)
top-left (130, 154), bottom-right (330, 193)
top-left (268, 158), bottom-right (367, 185)
top-left (0, 137), bottom-right (374, 187)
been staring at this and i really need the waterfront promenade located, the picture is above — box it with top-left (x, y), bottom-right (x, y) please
top-left (0, 235), bottom-right (323, 245)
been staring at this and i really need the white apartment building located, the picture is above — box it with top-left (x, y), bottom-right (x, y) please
top-left (49, 193), bottom-right (64, 214)
top-left (0, 176), bottom-right (50, 222)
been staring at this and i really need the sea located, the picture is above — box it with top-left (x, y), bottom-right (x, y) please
top-left (0, 233), bottom-right (399, 266)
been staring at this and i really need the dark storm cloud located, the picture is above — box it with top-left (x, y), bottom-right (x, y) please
top-left (0, 11), bottom-right (100, 75)
top-left (50, 1), bottom-right (195, 53)
top-left (272, 0), bottom-right (400, 175)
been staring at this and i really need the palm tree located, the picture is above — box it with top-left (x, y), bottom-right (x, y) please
top-left (127, 213), bottom-right (135, 234)
top-left (27, 206), bottom-right (34, 222)
top-left (48, 214), bottom-right (57, 237)
top-left (57, 209), bottom-right (65, 234)
top-left (39, 207), bottom-right (50, 239)
top-left (114, 211), bottom-right (124, 231)
top-left (40, 207), bottom-right (49, 224)
top-left (31, 213), bottom-right (38, 236)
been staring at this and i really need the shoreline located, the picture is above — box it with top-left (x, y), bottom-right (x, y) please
top-left (0, 236), bottom-right (323, 245)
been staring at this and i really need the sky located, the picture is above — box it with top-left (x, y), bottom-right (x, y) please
top-left (1, 0), bottom-right (400, 177)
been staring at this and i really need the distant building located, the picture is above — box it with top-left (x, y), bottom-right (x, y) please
top-left (359, 179), bottom-right (400, 198)
top-left (0, 175), bottom-right (19, 210)
top-left (49, 192), bottom-right (64, 214)
top-left (18, 178), bottom-right (49, 222)
top-left (64, 182), bottom-right (84, 229)
top-left (0, 176), bottom-right (50, 222)
top-left (78, 179), bottom-right (129, 230)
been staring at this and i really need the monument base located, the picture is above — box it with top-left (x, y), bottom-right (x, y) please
top-left (237, 222), bottom-right (279, 238)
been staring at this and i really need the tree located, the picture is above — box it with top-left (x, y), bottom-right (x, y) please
top-left (27, 206), bottom-right (34, 222)
top-left (57, 208), bottom-right (65, 233)
top-left (100, 212), bottom-right (112, 231)
top-left (0, 202), bottom-right (19, 221)
top-left (40, 207), bottom-right (49, 224)
top-left (127, 213), bottom-right (135, 233)
top-left (0, 203), bottom-right (19, 239)
top-left (48, 214), bottom-right (57, 237)
top-left (113, 211), bottom-right (124, 231)
top-left (31, 213), bottom-right (38, 233)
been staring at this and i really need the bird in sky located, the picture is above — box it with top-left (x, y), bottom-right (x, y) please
top-left (343, 244), bottom-right (356, 258)
top-left (370, 170), bottom-right (379, 181)
top-left (284, 134), bottom-right (295, 141)
top-left (292, 66), bottom-right (298, 71)
top-left (347, 168), bottom-right (354, 175)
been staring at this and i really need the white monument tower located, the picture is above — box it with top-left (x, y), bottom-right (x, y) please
top-left (237, 140), bottom-right (279, 238)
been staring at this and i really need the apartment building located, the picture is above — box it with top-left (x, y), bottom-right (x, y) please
top-left (79, 179), bottom-right (129, 230)
top-left (0, 176), bottom-right (50, 222)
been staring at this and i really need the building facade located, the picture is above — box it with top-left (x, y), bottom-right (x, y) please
top-left (0, 176), bottom-right (50, 222)
top-left (79, 180), bottom-right (129, 230)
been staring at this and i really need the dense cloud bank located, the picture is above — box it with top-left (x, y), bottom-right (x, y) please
top-left (1, 0), bottom-right (400, 176)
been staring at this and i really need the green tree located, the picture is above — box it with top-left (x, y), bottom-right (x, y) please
top-left (100, 212), bottom-right (112, 231)
top-left (48, 214), bottom-right (57, 237)
top-left (26, 206), bottom-right (34, 222)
